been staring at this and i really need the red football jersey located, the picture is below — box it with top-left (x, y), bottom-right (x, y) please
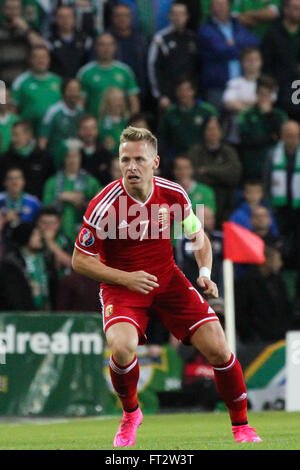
top-left (75, 176), bottom-right (193, 282)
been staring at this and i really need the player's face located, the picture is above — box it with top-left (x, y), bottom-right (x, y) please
top-left (119, 141), bottom-right (159, 189)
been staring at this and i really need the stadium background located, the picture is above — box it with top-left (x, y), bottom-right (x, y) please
top-left (0, 0), bottom-right (299, 418)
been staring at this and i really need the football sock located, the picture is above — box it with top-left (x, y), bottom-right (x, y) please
top-left (109, 355), bottom-right (139, 412)
top-left (212, 353), bottom-right (248, 425)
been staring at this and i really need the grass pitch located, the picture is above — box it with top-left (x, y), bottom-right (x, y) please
top-left (0, 410), bottom-right (299, 450)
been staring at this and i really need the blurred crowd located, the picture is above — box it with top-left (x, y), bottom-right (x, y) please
top-left (0, 0), bottom-right (300, 348)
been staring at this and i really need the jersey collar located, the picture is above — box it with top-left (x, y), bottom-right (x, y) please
top-left (121, 177), bottom-right (155, 207)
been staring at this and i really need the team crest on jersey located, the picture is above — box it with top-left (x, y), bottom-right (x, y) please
top-left (158, 207), bottom-right (169, 231)
top-left (79, 228), bottom-right (95, 247)
top-left (105, 304), bottom-right (114, 317)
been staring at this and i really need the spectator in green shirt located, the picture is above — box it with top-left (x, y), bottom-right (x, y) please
top-left (39, 78), bottom-right (84, 169)
top-left (238, 75), bottom-right (288, 181)
top-left (77, 32), bottom-right (140, 117)
top-left (98, 86), bottom-right (129, 156)
top-left (232, 0), bottom-right (280, 38)
top-left (158, 78), bottom-right (217, 159)
top-left (11, 45), bottom-right (62, 135)
top-left (43, 140), bottom-right (100, 243)
top-left (0, 88), bottom-right (20, 155)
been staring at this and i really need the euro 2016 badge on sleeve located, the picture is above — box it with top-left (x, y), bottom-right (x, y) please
top-left (105, 304), bottom-right (114, 318)
top-left (79, 227), bottom-right (95, 247)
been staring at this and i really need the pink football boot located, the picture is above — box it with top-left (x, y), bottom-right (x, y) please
top-left (113, 407), bottom-right (143, 447)
top-left (232, 424), bottom-right (263, 443)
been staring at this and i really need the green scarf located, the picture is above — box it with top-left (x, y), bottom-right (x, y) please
top-left (22, 249), bottom-right (49, 310)
top-left (15, 140), bottom-right (35, 157)
top-left (271, 141), bottom-right (300, 209)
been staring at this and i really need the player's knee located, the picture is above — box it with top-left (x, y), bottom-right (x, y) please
top-left (206, 346), bottom-right (231, 367)
top-left (108, 335), bottom-right (138, 365)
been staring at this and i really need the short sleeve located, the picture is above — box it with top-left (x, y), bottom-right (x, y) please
top-left (74, 222), bottom-right (102, 257)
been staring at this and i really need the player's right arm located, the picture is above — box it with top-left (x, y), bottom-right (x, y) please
top-left (72, 248), bottom-right (159, 294)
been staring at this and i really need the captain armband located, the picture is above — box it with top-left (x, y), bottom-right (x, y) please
top-left (182, 210), bottom-right (202, 239)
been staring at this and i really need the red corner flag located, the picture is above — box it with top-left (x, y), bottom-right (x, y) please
top-left (223, 222), bottom-right (265, 264)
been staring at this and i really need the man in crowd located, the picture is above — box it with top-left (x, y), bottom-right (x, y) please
top-left (265, 120), bottom-right (300, 309)
top-left (110, 3), bottom-right (149, 103)
top-left (46, 5), bottom-right (93, 78)
top-left (11, 45), bottom-right (62, 135)
top-left (158, 79), bottom-right (217, 158)
top-left (235, 245), bottom-right (292, 343)
top-left (77, 32), bottom-right (140, 117)
top-left (198, 0), bottom-right (259, 108)
top-left (78, 114), bottom-right (113, 186)
top-left (0, 167), bottom-right (41, 232)
top-left (222, 46), bottom-right (262, 145)
top-left (0, 223), bottom-right (52, 311)
top-left (148, 2), bottom-right (199, 109)
top-left (0, 0), bottom-right (45, 85)
top-left (39, 78), bottom-right (84, 169)
top-left (188, 116), bottom-right (242, 227)
top-left (0, 88), bottom-right (20, 155)
top-left (238, 75), bottom-right (288, 181)
top-left (263, 0), bottom-right (300, 104)
top-left (229, 179), bottom-right (279, 235)
top-left (42, 140), bottom-right (99, 243)
top-left (1, 120), bottom-right (54, 199)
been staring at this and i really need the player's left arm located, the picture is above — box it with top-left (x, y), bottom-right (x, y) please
top-left (182, 210), bottom-right (218, 299)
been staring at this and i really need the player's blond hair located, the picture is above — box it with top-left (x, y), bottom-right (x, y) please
top-left (120, 126), bottom-right (158, 154)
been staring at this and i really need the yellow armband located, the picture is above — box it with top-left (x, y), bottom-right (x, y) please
top-left (182, 210), bottom-right (202, 239)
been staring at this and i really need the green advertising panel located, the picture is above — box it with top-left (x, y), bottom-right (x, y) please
top-left (0, 313), bottom-right (114, 417)
top-left (0, 314), bottom-right (184, 417)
